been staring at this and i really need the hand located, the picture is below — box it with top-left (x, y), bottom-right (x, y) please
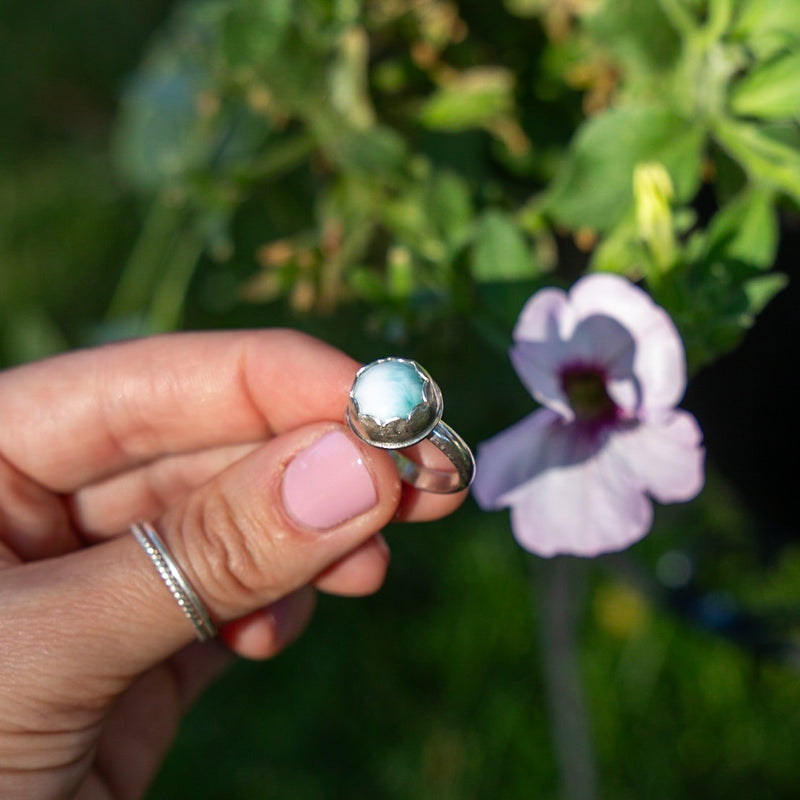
top-left (0, 330), bottom-right (466, 800)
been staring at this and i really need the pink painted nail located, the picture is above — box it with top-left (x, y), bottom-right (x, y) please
top-left (282, 431), bottom-right (378, 530)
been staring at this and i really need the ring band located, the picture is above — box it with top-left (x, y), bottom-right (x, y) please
top-left (132, 520), bottom-right (217, 641)
top-left (346, 357), bottom-right (475, 494)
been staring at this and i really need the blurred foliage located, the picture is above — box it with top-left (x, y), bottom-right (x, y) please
top-left (2, 0), bottom-right (800, 798)
top-left (4, 0), bottom-right (799, 366)
top-left (100, 0), bottom-right (799, 369)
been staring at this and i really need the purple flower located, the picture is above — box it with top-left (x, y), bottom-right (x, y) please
top-left (473, 273), bottom-right (704, 558)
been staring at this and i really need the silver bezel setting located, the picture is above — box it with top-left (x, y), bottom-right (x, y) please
top-left (346, 357), bottom-right (444, 450)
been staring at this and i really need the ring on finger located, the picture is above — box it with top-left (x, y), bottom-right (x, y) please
top-left (346, 357), bottom-right (475, 494)
top-left (131, 520), bottom-right (217, 641)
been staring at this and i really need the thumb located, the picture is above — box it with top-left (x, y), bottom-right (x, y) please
top-left (0, 424), bottom-right (400, 697)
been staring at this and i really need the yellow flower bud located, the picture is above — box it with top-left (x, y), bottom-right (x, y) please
top-left (634, 161), bottom-right (676, 272)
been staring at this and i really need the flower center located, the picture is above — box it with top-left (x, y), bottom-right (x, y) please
top-left (561, 367), bottom-right (617, 423)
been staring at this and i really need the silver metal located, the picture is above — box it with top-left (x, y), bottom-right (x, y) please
top-left (346, 357), bottom-right (475, 493)
top-left (132, 520), bottom-right (217, 641)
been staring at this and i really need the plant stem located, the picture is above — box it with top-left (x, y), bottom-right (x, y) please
top-left (106, 192), bottom-right (186, 321)
top-left (146, 225), bottom-right (205, 332)
top-left (235, 131), bottom-right (317, 185)
top-left (702, 0), bottom-right (733, 46)
top-left (533, 557), bottom-right (599, 800)
top-left (657, 0), bottom-right (697, 38)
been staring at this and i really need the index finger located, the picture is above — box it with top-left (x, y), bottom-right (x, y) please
top-left (0, 330), bottom-right (358, 492)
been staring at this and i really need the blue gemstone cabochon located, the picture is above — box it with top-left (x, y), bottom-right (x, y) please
top-left (353, 360), bottom-right (427, 423)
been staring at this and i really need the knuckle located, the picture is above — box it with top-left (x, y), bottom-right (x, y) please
top-left (172, 488), bottom-right (277, 612)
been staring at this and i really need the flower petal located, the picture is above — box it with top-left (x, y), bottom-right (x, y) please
top-left (565, 313), bottom-right (643, 414)
top-left (510, 289), bottom-right (573, 416)
top-left (606, 376), bottom-right (640, 414)
top-left (568, 273), bottom-right (687, 410)
top-left (510, 342), bottom-right (573, 419)
top-left (607, 411), bottom-right (705, 503)
top-left (566, 313), bottom-right (637, 372)
top-left (472, 408), bottom-right (564, 509)
top-left (507, 440), bottom-right (653, 558)
top-left (513, 287), bottom-right (568, 342)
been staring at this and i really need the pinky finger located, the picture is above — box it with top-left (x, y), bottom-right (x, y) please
top-left (219, 586), bottom-right (317, 661)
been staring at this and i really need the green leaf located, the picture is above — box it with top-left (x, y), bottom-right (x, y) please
top-left (426, 171), bottom-right (474, 251)
top-left (678, 183), bottom-right (786, 370)
top-left (584, 0), bottom-right (681, 74)
top-left (387, 248), bottom-right (414, 298)
top-left (730, 0), bottom-right (800, 59)
top-left (419, 68), bottom-right (515, 132)
top-left (713, 117), bottom-right (800, 206)
top-left (589, 213), bottom-right (644, 276)
top-left (544, 106), bottom-right (705, 232)
top-left (324, 124), bottom-right (406, 175)
top-left (222, 0), bottom-right (293, 67)
top-left (348, 266), bottom-right (389, 303)
top-left (705, 187), bottom-right (779, 269)
top-left (471, 211), bottom-right (537, 282)
top-left (328, 27), bottom-right (374, 129)
top-left (730, 50), bottom-right (800, 120)
top-left (742, 272), bottom-right (788, 318)
top-left (503, 0), bottom-right (547, 17)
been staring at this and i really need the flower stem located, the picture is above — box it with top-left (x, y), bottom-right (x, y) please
top-left (105, 192), bottom-right (186, 321)
top-left (533, 556), bottom-right (599, 800)
top-left (701, 0), bottom-right (733, 47)
top-left (146, 225), bottom-right (205, 332)
top-left (234, 131), bottom-right (317, 185)
top-left (657, 0), bottom-right (697, 38)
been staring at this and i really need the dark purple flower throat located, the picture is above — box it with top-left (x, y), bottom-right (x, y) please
top-left (561, 365), bottom-right (618, 424)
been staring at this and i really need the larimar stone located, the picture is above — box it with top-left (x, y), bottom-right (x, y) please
top-left (347, 357), bottom-right (443, 449)
top-left (353, 360), bottom-right (426, 423)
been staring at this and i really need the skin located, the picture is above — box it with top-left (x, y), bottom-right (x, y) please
top-left (0, 330), bottom-right (466, 800)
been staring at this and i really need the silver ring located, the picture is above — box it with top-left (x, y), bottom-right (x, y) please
top-left (131, 520), bottom-right (217, 641)
top-left (346, 357), bottom-right (475, 493)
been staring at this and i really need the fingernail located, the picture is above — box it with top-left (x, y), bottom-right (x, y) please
top-left (282, 430), bottom-right (378, 530)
